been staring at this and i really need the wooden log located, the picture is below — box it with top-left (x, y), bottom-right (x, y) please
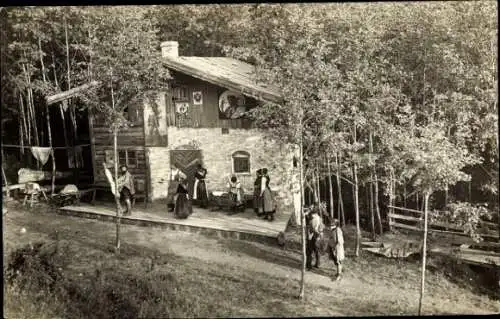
top-left (388, 205), bottom-right (423, 215)
top-left (46, 81), bottom-right (101, 105)
top-left (389, 221), bottom-right (422, 232)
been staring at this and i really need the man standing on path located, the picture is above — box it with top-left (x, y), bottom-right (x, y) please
top-left (306, 205), bottom-right (324, 270)
top-left (327, 219), bottom-right (345, 281)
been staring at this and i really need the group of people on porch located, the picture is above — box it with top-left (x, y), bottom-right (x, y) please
top-left (103, 161), bottom-right (276, 221)
top-left (170, 164), bottom-right (276, 221)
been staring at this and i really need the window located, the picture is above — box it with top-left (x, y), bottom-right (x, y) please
top-left (107, 149), bottom-right (137, 168)
top-left (173, 85), bottom-right (189, 102)
top-left (122, 104), bottom-right (143, 125)
top-left (232, 151), bottom-right (250, 174)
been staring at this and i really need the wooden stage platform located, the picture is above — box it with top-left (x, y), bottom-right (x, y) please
top-left (59, 202), bottom-right (292, 246)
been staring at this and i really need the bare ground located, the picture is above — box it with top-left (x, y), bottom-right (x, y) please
top-left (3, 201), bottom-right (500, 317)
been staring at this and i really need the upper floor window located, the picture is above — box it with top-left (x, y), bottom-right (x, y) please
top-left (123, 103), bottom-right (143, 126)
top-left (173, 85), bottom-right (189, 102)
top-left (232, 151), bottom-right (250, 174)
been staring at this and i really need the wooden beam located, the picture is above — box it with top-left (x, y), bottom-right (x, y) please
top-left (46, 81), bottom-right (101, 105)
top-left (388, 213), bottom-right (423, 223)
top-left (388, 205), bottom-right (423, 215)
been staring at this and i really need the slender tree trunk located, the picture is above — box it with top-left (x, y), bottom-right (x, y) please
top-left (23, 61), bottom-right (40, 148)
top-left (353, 120), bottom-right (360, 257)
top-left (52, 52), bottom-right (70, 162)
top-left (416, 192), bottom-right (419, 211)
top-left (110, 77), bottom-right (121, 255)
top-left (388, 169), bottom-right (395, 231)
top-left (327, 156), bottom-right (334, 220)
top-left (369, 179), bottom-right (376, 240)
top-left (19, 92), bottom-right (28, 152)
top-left (39, 38), bottom-right (56, 195)
top-left (353, 163), bottom-right (360, 257)
top-left (298, 119), bottom-right (306, 300)
top-left (335, 153), bottom-right (345, 226)
top-left (418, 192), bottom-right (431, 315)
top-left (1, 147), bottom-right (9, 199)
top-left (374, 173), bottom-right (383, 235)
top-left (315, 165), bottom-right (320, 203)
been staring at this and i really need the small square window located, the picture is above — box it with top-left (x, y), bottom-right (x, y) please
top-left (232, 151), bottom-right (250, 174)
top-left (221, 128), bottom-right (229, 134)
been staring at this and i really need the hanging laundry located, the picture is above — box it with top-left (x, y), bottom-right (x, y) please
top-left (31, 147), bottom-right (52, 166)
top-left (74, 146), bottom-right (84, 168)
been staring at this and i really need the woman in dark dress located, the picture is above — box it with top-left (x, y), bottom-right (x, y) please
top-left (193, 164), bottom-right (209, 208)
top-left (174, 178), bottom-right (192, 219)
top-left (253, 169), bottom-right (263, 216)
top-left (260, 168), bottom-right (276, 221)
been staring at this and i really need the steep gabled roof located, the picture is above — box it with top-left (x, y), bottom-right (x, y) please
top-left (162, 56), bottom-right (283, 104)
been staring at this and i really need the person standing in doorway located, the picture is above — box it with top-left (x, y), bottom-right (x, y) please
top-left (327, 219), bottom-right (345, 280)
top-left (193, 164), bottom-right (209, 208)
top-left (260, 168), bottom-right (275, 221)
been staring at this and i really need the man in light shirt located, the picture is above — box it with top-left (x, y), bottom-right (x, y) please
top-left (306, 205), bottom-right (324, 270)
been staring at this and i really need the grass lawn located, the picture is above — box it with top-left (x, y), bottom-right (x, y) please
top-left (3, 201), bottom-right (500, 318)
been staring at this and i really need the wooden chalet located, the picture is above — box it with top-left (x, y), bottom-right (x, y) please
top-left (81, 41), bottom-right (296, 214)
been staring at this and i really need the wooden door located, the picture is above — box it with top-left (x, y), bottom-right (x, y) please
top-left (169, 150), bottom-right (202, 197)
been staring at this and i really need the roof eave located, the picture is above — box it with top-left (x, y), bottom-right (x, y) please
top-left (163, 58), bottom-right (283, 105)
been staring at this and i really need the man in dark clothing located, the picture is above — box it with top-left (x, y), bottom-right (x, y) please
top-left (306, 205), bottom-right (324, 270)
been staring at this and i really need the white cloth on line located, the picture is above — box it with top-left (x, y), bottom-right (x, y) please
top-left (31, 147), bottom-right (52, 166)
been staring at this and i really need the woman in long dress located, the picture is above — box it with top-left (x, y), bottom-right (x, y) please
top-left (260, 168), bottom-right (276, 221)
top-left (193, 164), bottom-right (209, 208)
top-left (253, 169), bottom-right (263, 216)
top-left (174, 178), bottom-right (192, 219)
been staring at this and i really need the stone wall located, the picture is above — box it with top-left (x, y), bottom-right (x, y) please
top-left (147, 127), bottom-right (297, 214)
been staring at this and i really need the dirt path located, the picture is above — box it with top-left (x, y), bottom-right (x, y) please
top-left (4, 203), bottom-right (500, 316)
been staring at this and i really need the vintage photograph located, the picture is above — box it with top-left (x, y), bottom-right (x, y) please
top-left (1, 2), bottom-right (499, 318)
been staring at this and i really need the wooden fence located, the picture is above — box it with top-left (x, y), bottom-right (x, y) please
top-left (387, 205), bottom-right (499, 241)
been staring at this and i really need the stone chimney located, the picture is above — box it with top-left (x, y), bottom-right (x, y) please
top-left (161, 41), bottom-right (179, 58)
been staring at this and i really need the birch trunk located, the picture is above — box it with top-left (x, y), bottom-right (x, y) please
top-left (327, 156), bottom-right (334, 220)
top-left (369, 179), bottom-right (376, 240)
top-left (335, 153), bottom-right (345, 226)
top-left (354, 163), bottom-right (360, 257)
top-left (374, 173), bottom-right (383, 235)
top-left (39, 37), bottom-right (56, 195)
top-left (418, 192), bottom-right (431, 315)
top-left (111, 77), bottom-right (121, 255)
top-left (52, 51), bottom-right (70, 162)
top-left (298, 117), bottom-right (306, 300)
top-left (18, 92), bottom-right (28, 153)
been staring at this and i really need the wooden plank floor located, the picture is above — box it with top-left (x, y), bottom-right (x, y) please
top-left (59, 202), bottom-right (291, 243)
